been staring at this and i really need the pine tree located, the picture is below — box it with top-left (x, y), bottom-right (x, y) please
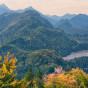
top-left (34, 71), bottom-right (44, 88)
top-left (36, 71), bottom-right (42, 80)
top-left (25, 67), bottom-right (34, 88)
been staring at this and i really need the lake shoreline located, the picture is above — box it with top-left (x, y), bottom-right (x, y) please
top-left (63, 50), bottom-right (88, 60)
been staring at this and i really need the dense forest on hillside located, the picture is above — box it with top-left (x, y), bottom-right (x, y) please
top-left (68, 56), bottom-right (88, 73)
top-left (68, 33), bottom-right (88, 43)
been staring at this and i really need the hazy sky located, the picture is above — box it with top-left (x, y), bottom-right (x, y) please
top-left (0, 0), bottom-right (88, 16)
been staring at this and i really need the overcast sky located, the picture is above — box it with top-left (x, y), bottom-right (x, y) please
top-left (0, 0), bottom-right (88, 16)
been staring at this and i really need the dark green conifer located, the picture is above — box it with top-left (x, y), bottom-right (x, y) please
top-left (35, 71), bottom-right (44, 88)
top-left (25, 67), bottom-right (34, 88)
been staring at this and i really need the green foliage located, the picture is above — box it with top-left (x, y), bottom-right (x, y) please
top-left (34, 71), bottom-right (44, 88)
top-left (25, 67), bottom-right (34, 88)
top-left (66, 65), bottom-right (71, 72)
top-left (68, 56), bottom-right (88, 73)
top-left (36, 71), bottom-right (42, 79)
top-left (25, 49), bottom-right (66, 75)
top-left (25, 67), bottom-right (34, 81)
top-left (0, 13), bottom-right (19, 32)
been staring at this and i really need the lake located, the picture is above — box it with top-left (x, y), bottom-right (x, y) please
top-left (63, 50), bottom-right (88, 60)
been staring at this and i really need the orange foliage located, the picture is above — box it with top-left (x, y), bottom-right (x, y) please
top-left (44, 68), bottom-right (88, 88)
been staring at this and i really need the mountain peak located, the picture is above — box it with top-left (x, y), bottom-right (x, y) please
top-left (25, 6), bottom-right (35, 11)
top-left (78, 13), bottom-right (88, 17)
top-left (0, 4), bottom-right (10, 10)
top-left (0, 4), bottom-right (6, 6)
top-left (61, 13), bottom-right (76, 20)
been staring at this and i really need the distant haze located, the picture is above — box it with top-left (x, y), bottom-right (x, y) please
top-left (0, 0), bottom-right (88, 16)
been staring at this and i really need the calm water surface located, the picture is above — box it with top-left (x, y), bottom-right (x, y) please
top-left (63, 50), bottom-right (88, 60)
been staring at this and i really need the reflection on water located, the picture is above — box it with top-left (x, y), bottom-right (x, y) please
top-left (63, 50), bottom-right (88, 60)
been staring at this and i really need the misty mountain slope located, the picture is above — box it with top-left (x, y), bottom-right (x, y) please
top-left (46, 15), bottom-right (60, 21)
top-left (61, 13), bottom-right (76, 20)
top-left (45, 15), bottom-right (60, 25)
top-left (55, 19), bottom-right (82, 34)
top-left (55, 14), bottom-right (88, 34)
top-left (0, 4), bottom-right (58, 26)
top-left (16, 6), bottom-right (59, 26)
top-left (55, 19), bottom-right (69, 27)
top-left (70, 14), bottom-right (88, 28)
top-left (0, 4), bottom-right (13, 15)
top-left (15, 6), bottom-right (35, 13)
top-left (46, 14), bottom-right (76, 26)
top-left (79, 24), bottom-right (88, 31)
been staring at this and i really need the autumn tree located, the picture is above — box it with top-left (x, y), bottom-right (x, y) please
top-left (44, 68), bottom-right (88, 88)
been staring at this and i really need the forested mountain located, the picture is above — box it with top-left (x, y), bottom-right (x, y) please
top-left (55, 19), bottom-right (83, 34)
top-left (46, 14), bottom-right (76, 26)
top-left (15, 6), bottom-right (35, 13)
top-left (0, 10), bottom-right (53, 43)
top-left (61, 13), bottom-right (76, 20)
top-left (15, 6), bottom-right (59, 26)
top-left (69, 14), bottom-right (88, 28)
top-left (55, 14), bottom-right (88, 34)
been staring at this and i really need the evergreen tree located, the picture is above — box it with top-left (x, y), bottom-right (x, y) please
top-left (36, 71), bottom-right (42, 80)
top-left (66, 65), bottom-right (71, 72)
top-left (25, 67), bottom-right (34, 88)
top-left (34, 71), bottom-right (44, 88)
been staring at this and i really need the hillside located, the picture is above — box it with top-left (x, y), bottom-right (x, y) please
top-left (68, 57), bottom-right (88, 73)
top-left (55, 14), bottom-right (88, 34)
top-left (16, 49), bottom-right (66, 77)
top-left (70, 14), bottom-right (88, 28)
top-left (55, 19), bottom-right (82, 34)
top-left (0, 10), bottom-right (53, 43)
top-left (0, 13), bottom-right (19, 32)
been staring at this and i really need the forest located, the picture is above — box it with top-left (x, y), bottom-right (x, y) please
top-left (0, 52), bottom-right (88, 88)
